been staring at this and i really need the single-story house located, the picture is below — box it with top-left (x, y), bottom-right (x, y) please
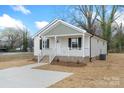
top-left (33, 19), bottom-right (107, 63)
top-left (0, 39), bottom-right (9, 52)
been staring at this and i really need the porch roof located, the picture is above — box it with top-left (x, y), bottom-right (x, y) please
top-left (33, 19), bottom-right (106, 41)
top-left (43, 33), bottom-right (90, 38)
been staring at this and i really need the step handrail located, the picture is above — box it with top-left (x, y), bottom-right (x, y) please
top-left (37, 51), bottom-right (44, 63)
top-left (49, 48), bottom-right (56, 63)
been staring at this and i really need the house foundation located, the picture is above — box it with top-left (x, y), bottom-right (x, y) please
top-left (53, 56), bottom-right (90, 63)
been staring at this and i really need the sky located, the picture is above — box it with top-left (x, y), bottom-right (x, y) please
top-left (0, 5), bottom-right (124, 37)
top-left (0, 5), bottom-right (69, 36)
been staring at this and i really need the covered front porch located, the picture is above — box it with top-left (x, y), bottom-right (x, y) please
top-left (38, 33), bottom-right (90, 63)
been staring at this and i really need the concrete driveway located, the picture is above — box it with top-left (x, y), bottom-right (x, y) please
top-left (0, 63), bottom-right (73, 88)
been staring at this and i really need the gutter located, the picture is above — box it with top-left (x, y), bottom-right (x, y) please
top-left (89, 34), bottom-right (94, 62)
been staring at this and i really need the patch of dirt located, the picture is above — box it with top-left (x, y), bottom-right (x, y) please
top-left (0, 59), bottom-right (35, 70)
top-left (0, 52), bottom-right (36, 69)
top-left (51, 61), bottom-right (87, 67)
top-left (0, 52), bottom-right (34, 62)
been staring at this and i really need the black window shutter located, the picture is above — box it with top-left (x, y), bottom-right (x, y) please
top-left (47, 39), bottom-right (49, 48)
top-left (78, 37), bottom-right (82, 48)
top-left (40, 39), bottom-right (42, 50)
top-left (43, 41), bottom-right (44, 48)
top-left (68, 38), bottom-right (71, 48)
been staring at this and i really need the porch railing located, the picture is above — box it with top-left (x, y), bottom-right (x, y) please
top-left (37, 50), bottom-right (44, 63)
top-left (38, 47), bottom-right (106, 63)
top-left (49, 48), bottom-right (56, 63)
top-left (60, 48), bottom-right (84, 57)
top-left (41, 48), bottom-right (56, 63)
top-left (43, 47), bottom-right (89, 57)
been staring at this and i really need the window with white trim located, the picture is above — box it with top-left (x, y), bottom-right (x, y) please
top-left (68, 37), bottom-right (82, 49)
top-left (71, 38), bottom-right (78, 48)
top-left (43, 39), bottom-right (49, 49)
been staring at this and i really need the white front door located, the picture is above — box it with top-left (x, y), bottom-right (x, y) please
top-left (56, 38), bottom-right (61, 56)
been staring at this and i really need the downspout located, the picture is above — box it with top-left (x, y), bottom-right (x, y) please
top-left (89, 34), bottom-right (94, 62)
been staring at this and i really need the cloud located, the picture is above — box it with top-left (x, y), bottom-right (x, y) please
top-left (11, 5), bottom-right (31, 15)
top-left (0, 14), bottom-right (26, 29)
top-left (35, 21), bottom-right (49, 29)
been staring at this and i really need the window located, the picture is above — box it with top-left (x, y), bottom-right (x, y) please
top-left (71, 38), bottom-right (78, 48)
top-left (45, 39), bottom-right (49, 48)
top-left (40, 39), bottom-right (49, 49)
top-left (40, 39), bottom-right (42, 50)
top-left (68, 37), bottom-right (81, 49)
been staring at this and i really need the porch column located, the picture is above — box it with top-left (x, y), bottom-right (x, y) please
top-left (82, 33), bottom-right (85, 57)
top-left (55, 36), bottom-right (57, 55)
top-left (41, 36), bottom-right (44, 50)
top-left (44, 36), bottom-right (46, 50)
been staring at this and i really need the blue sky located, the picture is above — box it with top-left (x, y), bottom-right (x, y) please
top-left (0, 5), bottom-right (69, 35)
top-left (0, 5), bottom-right (124, 36)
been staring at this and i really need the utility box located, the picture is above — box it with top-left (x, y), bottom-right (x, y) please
top-left (99, 54), bottom-right (106, 60)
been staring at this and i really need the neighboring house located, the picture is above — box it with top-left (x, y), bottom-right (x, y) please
top-left (0, 39), bottom-right (8, 52)
top-left (33, 19), bottom-right (107, 63)
top-left (0, 39), bottom-right (8, 48)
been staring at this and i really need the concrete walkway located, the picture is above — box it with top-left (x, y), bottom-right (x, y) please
top-left (0, 63), bottom-right (73, 88)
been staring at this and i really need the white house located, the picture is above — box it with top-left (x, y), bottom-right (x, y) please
top-left (0, 39), bottom-right (8, 47)
top-left (33, 19), bottom-right (107, 63)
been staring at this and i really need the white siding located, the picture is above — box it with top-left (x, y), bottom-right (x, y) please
top-left (34, 36), bottom-right (41, 56)
top-left (59, 36), bottom-right (83, 57)
top-left (48, 36), bottom-right (84, 57)
top-left (91, 36), bottom-right (107, 57)
top-left (49, 37), bottom-right (55, 49)
top-left (34, 35), bottom-right (107, 58)
top-left (43, 23), bottom-right (82, 36)
top-left (84, 36), bottom-right (90, 57)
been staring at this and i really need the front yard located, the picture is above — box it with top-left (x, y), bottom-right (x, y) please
top-left (0, 52), bottom-right (124, 88)
top-left (34, 53), bottom-right (124, 88)
top-left (0, 52), bottom-right (35, 69)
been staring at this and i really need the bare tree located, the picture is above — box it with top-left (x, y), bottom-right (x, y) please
top-left (1, 28), bottom-right (23, 49)
top-left (96, 5), bottom-right (120, 50)
top-left (111, 22), bottom-right (124, 52)
top-left (22, 28), bottom-right (28, 52)
top-left (17, 27), bottom-right (31, 52)
top-left (62, 5), bottom-right (124, 53)
top-left (69, 5), bottom-right (98, 34)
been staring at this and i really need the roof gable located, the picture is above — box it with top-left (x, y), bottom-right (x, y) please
top-left (33, 19), bottom-right (86, 38)
top-left (33, 19), bottom-right (58, 38)
top-left (43, 22), bottom-right (82, 36)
